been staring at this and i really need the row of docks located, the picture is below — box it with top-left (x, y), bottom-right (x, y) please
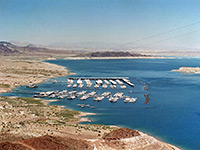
top-left (33, 90), bottom-right (137, 104)
top-left (67, 77), bottom-right (134, 89)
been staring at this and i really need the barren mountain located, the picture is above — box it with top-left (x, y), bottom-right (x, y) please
top-left (0, 41), bottom-right (19, 54)
top-left (0, 41), bottom-right (50, 55)
top-left (77, 51), bottom-right (150, 57)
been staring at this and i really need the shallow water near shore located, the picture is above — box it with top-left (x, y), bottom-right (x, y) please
top-left (2, 58), bottom-right (200, 150)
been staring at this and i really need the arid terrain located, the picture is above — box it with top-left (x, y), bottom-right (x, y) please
top-left (0, 96), bottom-right (180, 150)
top-left (0, 58), bottom-right (72, 93)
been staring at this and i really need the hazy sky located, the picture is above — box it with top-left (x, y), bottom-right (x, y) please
top-left (1, 0), bottom-right (200, 49)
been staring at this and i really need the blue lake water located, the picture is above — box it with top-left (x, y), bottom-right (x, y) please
top-left (1, 58), bottom-right (200, 150)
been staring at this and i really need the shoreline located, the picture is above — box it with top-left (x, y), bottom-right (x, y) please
top-left (0, 59), bottom-right (73, 93)
top-left (0, 57), bottom-right (182, 150)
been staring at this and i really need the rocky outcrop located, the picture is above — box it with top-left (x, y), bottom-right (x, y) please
top-left (103, 128), bottom-right (140, 140)
top-left (0, 142), bottom-right (30, 150)
top-left (21, 135), bottom-right (92, 150)
top-left (0, 136), bottom-right (92, 150)
top-left (0, 41), bottom-right (19, 54)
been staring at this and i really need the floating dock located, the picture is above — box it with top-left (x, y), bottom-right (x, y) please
top-left (68, 77), bottom-right (134, 88)
top-left (122, 79), bottom-right (135, 87)
top-left (68, 77), bottom-right (129, 80)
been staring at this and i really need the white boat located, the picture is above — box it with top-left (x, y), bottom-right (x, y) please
top-left (124, 97), bottom-right (130, 103)
top-left (72, 84), bottom-right (77, 88)
top-left (88, 91), bottom-right (97, 97)
top-left (39, 92), bottom-right (47, 97)
top-left (111, 97), bottom-right (118, 103)
top-left (78, 84), bottom-right (84, 88)
top-left (68, 90), bottom-right (76, 95)
top-left (67, 79), bottom-right (74, 84)
top-left (104, 80), bottom-right (110, 84)
top-left (76, 91), bottom-right (87, 97)
top-left (77, 79), bottom-right (83, 84)
top-left (129, 98), bottom-right (137, 103)
top-left (109, 80), bottom-right (117, 85)
top-left (26, 84), bottom-right (38, 88)
top-left (80, 95), bottom-right (89, 100)
top-left (49, 94), bottom-right (56, 98)
top-left (67, 95), bottom-right (76, 100)
top-left (116, 79), bottom-right (124, 85)
top-left (109, 97), bottom-right (118, 103)
top-left (110, 85), bottom-right (116, 88)
top-left (108, 97), bottom-right (113, 102)
top-left (33, 95), bottom-right (39, 98)
top-left (96, 79), bottom-right (103, 85)
top-left (94, 96), bottom-right (104, 101)
top-left (102, 84), bottom-right (108, 88)
top-left (85, 79), bottom-right (92, 87)
top-left (120, 85), bottom-right (126, 89)
top-left (114, 92), bottom-right (123, 97)
top-left (94, 84), bottom-right (100, 88)
top-left (102, 92), bottom-right (111, 97)
top-left (58, 94), bottom-right (67, 99)
top-left (58, 95), bottom-right (64, 99)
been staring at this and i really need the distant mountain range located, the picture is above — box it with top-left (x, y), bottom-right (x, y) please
top-left (0, 41), bottom-right (19, 54)
top-left (0, 41), bottom-right (46, 55)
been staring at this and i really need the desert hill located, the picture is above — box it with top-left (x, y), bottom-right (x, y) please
top-left (77, 51), bottom-right (150, 57)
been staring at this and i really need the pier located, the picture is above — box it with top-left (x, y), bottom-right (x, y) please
top-left (67, 77), bottom-right (134, 88)
top-left (68, 77), bottom-right (129, 80)
top-left (31, 76), bottom-right (152, 105)
top-left (122, 79), bottom-right (135, 87)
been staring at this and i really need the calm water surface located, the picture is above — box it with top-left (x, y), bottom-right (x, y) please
top-left (2, 58), bottom-right (200, 150)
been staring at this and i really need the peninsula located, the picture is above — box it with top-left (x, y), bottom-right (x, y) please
top-left (0, 96), bottom-right (180, 150)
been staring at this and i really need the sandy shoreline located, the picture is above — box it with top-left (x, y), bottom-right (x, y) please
top-left (0, 57), bottom-right (181, 149)
top-left (0, 58), bottom-right (73, 93)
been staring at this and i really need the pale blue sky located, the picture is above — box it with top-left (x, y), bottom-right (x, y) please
top-left (1, 0), bottom-right (200, 49)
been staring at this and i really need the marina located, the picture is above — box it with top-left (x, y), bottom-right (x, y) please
top-left (32, 89), bottom-right (140, 104)
top-left (29, 77), bottom-right (149, 105)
